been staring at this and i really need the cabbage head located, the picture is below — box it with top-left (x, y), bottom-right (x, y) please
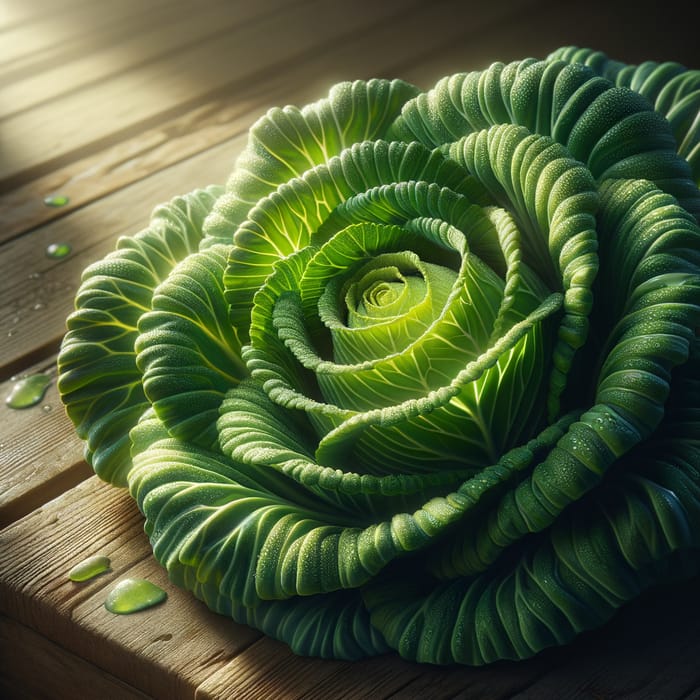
top-left (58, 46), bottom-right (700, 664)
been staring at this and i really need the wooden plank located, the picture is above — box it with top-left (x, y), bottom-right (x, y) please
top-left (0, 0), bottom-right (184, 73)
top-left (0, 0), bottom-right (421, 188)
top-left (194, 639), bottom-right (349, 700)
top-left (0, 0), bottom-right (292, 119)
top-left (0, 0), bottom-right (90, 33)
top-left (304, 653), bottom-right (553, 700)
top-left (197, 643), bottom-right (553, 700)
top-left (0, 476), bottom-right (261, 699)
top-left (0, 0), bottom-right (540, 244)
top-left (0, 615), bottom-right (150, 700)
top-left (0, 354), bottom-right (90, 528)
top-left (0, 94), bottom-right (272, 244)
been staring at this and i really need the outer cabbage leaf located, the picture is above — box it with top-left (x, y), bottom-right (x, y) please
top-left (58, 186), bottom-right (223, 485)
top-left (386, 56), bottom-right (700, 217)
top-left (135, 244), bottom-right (247, 449)
top-left (128, 414), bottom-right (389, 659)
top-left (549, 46), bottom-right (700, 186)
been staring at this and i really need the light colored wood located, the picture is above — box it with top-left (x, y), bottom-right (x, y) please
top-left (197, 644), bottom-right (551, 700)
top-left (1, 0), bottom-right (187, 75)
top-left (0, 0), bottom-right (96, 33)
top-left (194, 638), bottom-right (349, 700)
top-left (0, 0), bottom-right (539, 243)
top-left (0, 0), bottom-right (417, 187)
top-left (0, 0), bottom-right (287, 119)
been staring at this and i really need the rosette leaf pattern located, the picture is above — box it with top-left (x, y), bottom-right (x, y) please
top-left (59, 47), bottom-right (700, 665)
top-left (549, 46), bottom-right (700, 186)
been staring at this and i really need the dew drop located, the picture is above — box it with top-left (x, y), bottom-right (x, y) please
top-left (46, 242), bottom-right (72, 259)
top-left (43, 194), bottom-right (70, 208)
top-left (5, 374), bottom-right (51, 409)
top-left (27, 272), bottom-right (42, 280)
top-left (105, 578), bottom-right (167, 614)
top-left (42, 404), bottom-right (52, 413)
top-left (69, 554), bottom-right (111, 582)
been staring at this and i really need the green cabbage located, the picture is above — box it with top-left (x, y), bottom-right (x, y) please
top-left (58, 46), bottom-right (700, 664)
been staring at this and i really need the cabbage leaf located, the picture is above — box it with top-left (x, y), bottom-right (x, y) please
top-left (58, 47), bottom-right (700, 664)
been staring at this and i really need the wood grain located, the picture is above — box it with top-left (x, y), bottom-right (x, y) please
top-left (0, 0), bottom-right (417, 188)
top-left (0, 0), bottom-right (540, 242)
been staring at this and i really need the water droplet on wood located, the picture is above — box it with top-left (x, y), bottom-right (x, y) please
top-left (69, 555), bottom-right (111, 582)
top-left (104, 578), bottom-right (167, 614)
top-left (43, 195), bottom-right (70, 207)
top-left (46, 242), bottom-right (72, 259)
top-left (5, 374), bottom-right (51, 409)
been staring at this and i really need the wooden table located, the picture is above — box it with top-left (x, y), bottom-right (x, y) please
top-left (1, 0), bottom-right (698, 697)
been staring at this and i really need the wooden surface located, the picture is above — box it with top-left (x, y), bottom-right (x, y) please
top-left (1, 0), bottom-right (698, 697)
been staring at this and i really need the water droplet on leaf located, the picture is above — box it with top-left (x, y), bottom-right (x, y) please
top-left (43, 195), bottom-right (69, 208)
top-left (69, 554), bottom-right (111, 582)
top-left (5, 374), bottom-right (51, 409)
top-left (46, 242), bottom-right (72, 259)
top-left (105, 578), bottom-right (167, 614)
